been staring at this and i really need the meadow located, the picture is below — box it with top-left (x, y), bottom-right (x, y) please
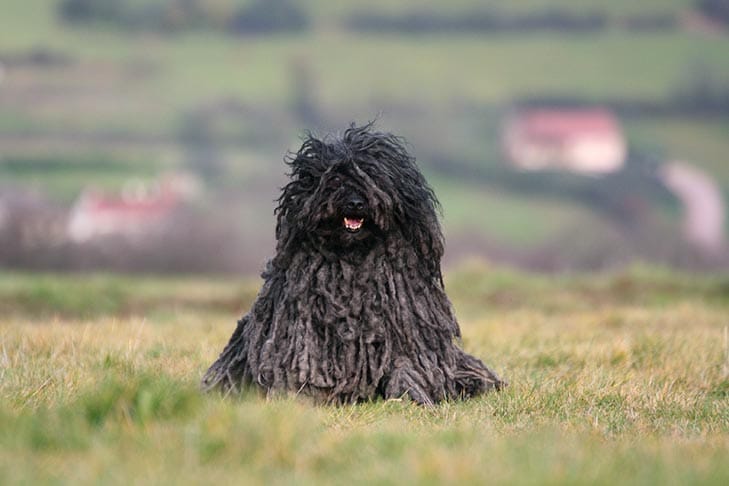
top-left (1, 266), bottom-right (728, 484)
top-left (2, 5), bottom-right (729, 480)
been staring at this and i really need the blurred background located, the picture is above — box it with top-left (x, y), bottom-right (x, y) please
top-left (1, 0), bottom-right (728, 275)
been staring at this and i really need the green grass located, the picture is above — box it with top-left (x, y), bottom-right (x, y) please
top-left (0, 155), bottom-right (167, 202)
top-left (306, 0), bottom-right (695, 18)
top-left (626, 117), bottom-right (729, 193)
top-left (432, 175), bottom-right (594, 248)
top-left (1, 268), bottom-right (728, 484)
top-left (0, 272), bottom-right (259, 318)
top-left (2, 2), bottom-right (728, 108)
top-left (52, 32), bottom-right (729, 108)
top-left (0, 0), bottom-right (697, 43)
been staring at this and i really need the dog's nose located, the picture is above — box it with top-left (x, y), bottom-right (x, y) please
top-left (345, 196), bottom-right (366, 212)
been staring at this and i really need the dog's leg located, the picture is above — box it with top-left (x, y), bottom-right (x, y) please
top-left (382, 357), bottom-right (441, 406)
top-left (201, 316), bottom-right (252, 393)
top-left (452, 349), bottom-right (506, 398)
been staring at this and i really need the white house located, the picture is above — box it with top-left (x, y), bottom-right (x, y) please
top-left (67, 174), bottom-right (198, 243)
top-left (504, 108), bottom-right (627, 174)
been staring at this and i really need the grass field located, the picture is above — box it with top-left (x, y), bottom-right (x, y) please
top-left (1, 267), bottom-right (728, 484)
top-left (3, 1), bottom-right (729, 120)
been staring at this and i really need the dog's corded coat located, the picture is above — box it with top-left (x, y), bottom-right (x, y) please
top-left (202, 124), bottom-right (504, 404)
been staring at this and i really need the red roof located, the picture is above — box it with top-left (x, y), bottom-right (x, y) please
top-left (80, 191), bottom-right (178, 217)
top-left (515, 109), bottom-right (621, 141)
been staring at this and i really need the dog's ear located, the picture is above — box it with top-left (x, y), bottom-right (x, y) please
top-left (286, 132), bottom-right (331, 178)
top-left (398, 170), bottom-right (445, 279)
top-left (342, 124), bottom-right (446, 274)
top-left (350, 126), bottom-right (445, 271)
top-left (274, 133), bottom-right (330, 257)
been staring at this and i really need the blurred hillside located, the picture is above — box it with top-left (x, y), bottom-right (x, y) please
top-left (1, 0), bottom-right (729, 273)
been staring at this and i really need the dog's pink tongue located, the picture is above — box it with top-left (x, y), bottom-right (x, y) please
top-left (344, 217), bottom-right (363, 230)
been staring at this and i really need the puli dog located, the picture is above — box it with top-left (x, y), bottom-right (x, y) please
top-left (201, 124), bottom-right (504, 405)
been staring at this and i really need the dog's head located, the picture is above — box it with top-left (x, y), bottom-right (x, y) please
top-left (275, 124), bottom-right (444, 263)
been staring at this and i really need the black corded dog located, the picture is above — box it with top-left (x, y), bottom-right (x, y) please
top-left (202, 124), bottom-right (504, 405)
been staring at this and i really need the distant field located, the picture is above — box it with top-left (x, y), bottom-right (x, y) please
top-left (2, 0), bottom-right (729, 263)
top-left (2, 0), bottom-right (728, 159)
top-left (1, 268), bottom-right (728, 484)
top-left (430, 175), bottom-right (595, 249)
top-left (2, 2), bottom-right (728, 111)
top-left (0, 0), bottom-right (699, 43)
top-left (305, 0), bottom-right (695, 19)
top-left (5, 32), bottom-right (729, 113)
top-left (626, 116), bottom-right (729, 192)
top-left (2, 1), bottom-right (728, 166)
top-left (0, 154), bottom-right (167, 202)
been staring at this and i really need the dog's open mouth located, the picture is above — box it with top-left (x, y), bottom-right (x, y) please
top-left (343, 217), bottom-right (364, 232)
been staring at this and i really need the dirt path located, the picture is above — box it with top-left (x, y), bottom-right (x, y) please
top-left (660, 161), bottom-right (725, 255)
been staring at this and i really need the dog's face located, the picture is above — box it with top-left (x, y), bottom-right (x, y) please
top-left (275, 125), bottom-right (444, 261)
top-left (309, 162), bottom-right (379, 247)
